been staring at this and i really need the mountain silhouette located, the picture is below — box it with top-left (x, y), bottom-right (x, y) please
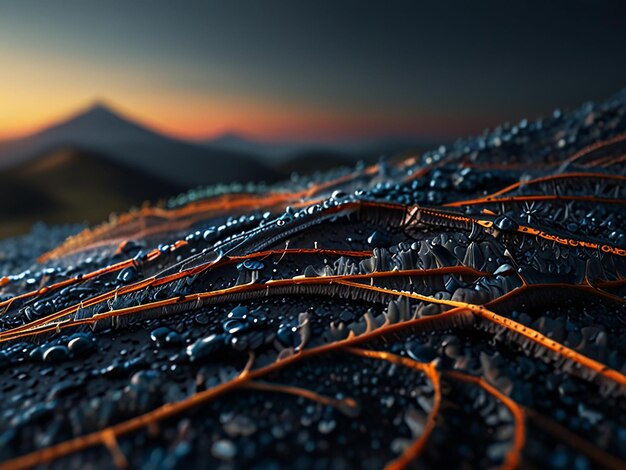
top-left (205, 131), bottom-right (441, 169)
top-left (0, 103), bottom-right (280, 186)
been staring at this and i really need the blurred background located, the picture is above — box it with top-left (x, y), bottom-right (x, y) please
top-left (1, 0), bottom-right (626, 237)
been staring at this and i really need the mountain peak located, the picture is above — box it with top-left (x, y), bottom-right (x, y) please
top-left (45, 100), bottom-right (148, 138)
top-left (77, 100), bottom-right (124, 121)
top-left (0, 100), bottom-right (280, 186)
top-left (3, 99), bottom-right (160, 157)
top-left (212, 131), bottom-right (255, 145)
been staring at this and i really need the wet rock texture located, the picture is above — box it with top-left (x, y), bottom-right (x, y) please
top-left (1, 91), bottom-right (626, 470)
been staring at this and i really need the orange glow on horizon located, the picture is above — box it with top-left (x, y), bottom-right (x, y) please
top-left (0, 98), bottom-right (479, 143)
top-left (0, 46), bottom-right (480, 143)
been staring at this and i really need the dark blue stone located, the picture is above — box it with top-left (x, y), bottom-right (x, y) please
top-left (242, 259), bottom-right (264, 271)
top-left (42, 345), bottom-right (69, 363)
top-left (367, 231), bottom-right (389, 247)
top-left (247, 308), bottom-right (269, 327)
top-left (494, 215), bottom-right (519, 232)
top-left (227, 306), bottom-right (249, 320)
top-left (406, 343), bottom-right (437, 362)
top-left (223, 319), bottom-right (248, 335)
top-left (186, 334), bottom-right (226, 362)
top-left (68, 336), bottom-right (94, 356)
top-left (117, 266), bottom-right (138, 284)
top-left (150, 327), bottom-right (171, 343)
top-left (276, 323), bottom-right (299, 348)
top-left (165, 331), bottom-right (183, 345)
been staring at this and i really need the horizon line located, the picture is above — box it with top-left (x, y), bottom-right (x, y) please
top-left (0, 99), bottom-right (471, 145)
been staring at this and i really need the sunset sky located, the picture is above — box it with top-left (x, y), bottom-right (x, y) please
top-left (1, 0), bottom-right (626, 142)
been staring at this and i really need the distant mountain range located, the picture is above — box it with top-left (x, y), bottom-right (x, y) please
top-left (0, 104), bottom-right (279, 187)
top-left (0, 102), bottom-right (440, 236)
top-left (205, 132), bottom-right (439, 164)
top-left (0, 103), bottom-right (439, 185)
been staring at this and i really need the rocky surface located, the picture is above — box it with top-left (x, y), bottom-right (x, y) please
top-left (0, 90), bottom-right (625, 469)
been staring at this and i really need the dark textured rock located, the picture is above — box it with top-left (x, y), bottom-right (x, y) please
top-left (42, 345), bottom-right (69, 363)
top-left (186, 334), bottom-right (227, 362)
top-left (117, 266), bottom-right (139, 284)
top-left (0, 90), bottom-right (625, 470)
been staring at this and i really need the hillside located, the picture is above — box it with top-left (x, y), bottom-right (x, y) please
top-left (0, 146), bottom-right (184, 237)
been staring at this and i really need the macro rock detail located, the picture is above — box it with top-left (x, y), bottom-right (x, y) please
top-left (0, 91), bottom-right (625, 469)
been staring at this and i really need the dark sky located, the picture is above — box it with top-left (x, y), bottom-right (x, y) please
top-left (1, 0), bottom-right (626, 141)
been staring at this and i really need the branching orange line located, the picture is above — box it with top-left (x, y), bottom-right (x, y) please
top-left (581, 151), bottom-right (626, 168)
top-left (472, 218), bottom-right (626, 257)
top-left (0, 248), bottom-right (374, 330)
top-left (345, 348), bottom-right (441, 470)
top-left (405, 205), bottom-right (626, 257)
top-left (0, 307), bottom-right (463, 470)
top-left (0, 265), bottom-right (486, 342)
top-left (0, 364), bottom-right (248, 470)
top-left (241, 381), bottom-right (360, 417)
top-left (4, 270), bottom-right (625, 393)
top-left (487, 172), bottom-right (626, 198)
top-left (38, 163), bottom-right (385, 262)
top-left (443, 194), bottom-right (625, 208)
top-left (444, 370), bottom-right (524, 470)
top-left (485, 281), bottom-right (626, 308)
top-left (3, 125), bottom-right (624, 470)
top-left (0, 258), bottom-right (141, 312)
top-left (5, 271), bottom-right (625, 393)
top-left (596, 153), bottom-right (626, 168)
top-left (524, 406), bottom-right (626, 470)
top-left (38, 192), bottom-right (300, 262)
top-left (333, 281), bottom-right (626, 387)
top-left (562, 131), bottom-right (626, 166)
top-left (5, 276), bottom-right (618, 470)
